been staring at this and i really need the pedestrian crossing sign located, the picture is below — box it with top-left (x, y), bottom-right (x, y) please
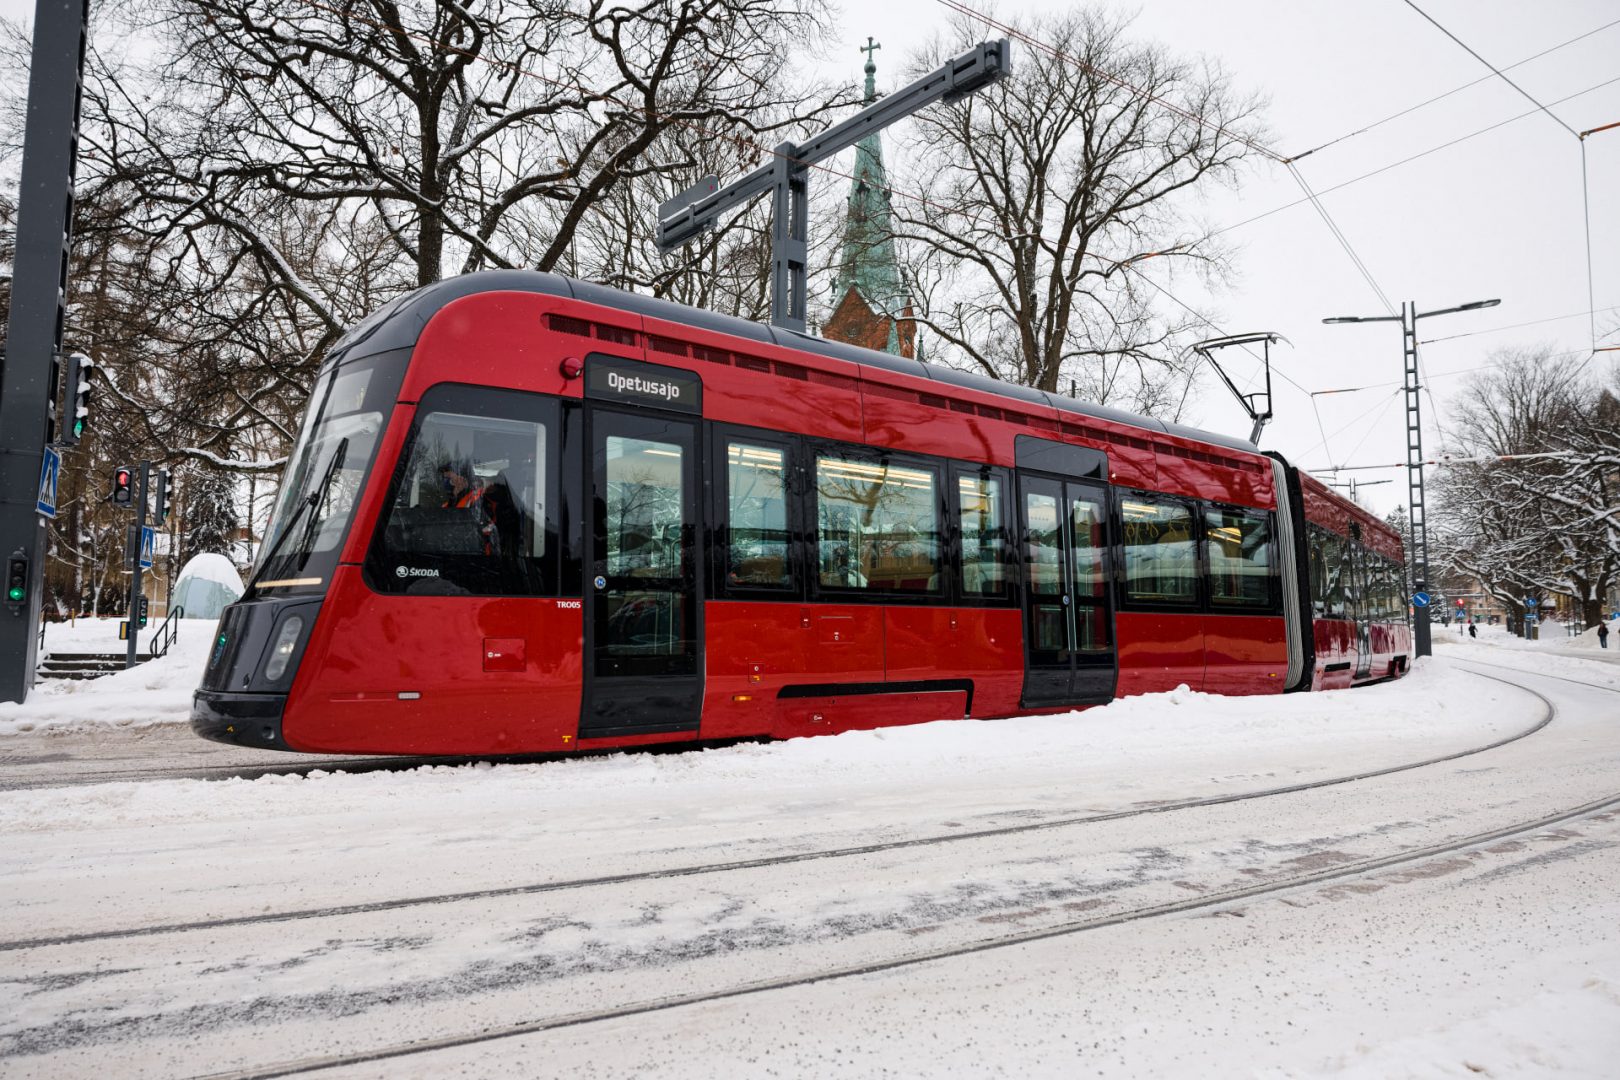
top-left (36, 446), bottom-right (60, 518)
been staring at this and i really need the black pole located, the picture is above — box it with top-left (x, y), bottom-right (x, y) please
top-left (126, 461), bottom-right (149, 669)
top-left (0, 0), bottom-right (91, 703)
top-left (1401, 301), bottom-right (1432, 659)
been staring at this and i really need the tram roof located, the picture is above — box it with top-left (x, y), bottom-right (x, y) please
top-left (328, 269), bottom-right (1261, 457)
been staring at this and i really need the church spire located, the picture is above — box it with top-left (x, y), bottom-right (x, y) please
top-left (833, 37), bottom-right (904, 321)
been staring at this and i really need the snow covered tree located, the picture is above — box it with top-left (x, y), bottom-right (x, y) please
top-left (1433, 348), bottom-right (1619, 629)
top-left (181, 462), bottom-right (243, 566)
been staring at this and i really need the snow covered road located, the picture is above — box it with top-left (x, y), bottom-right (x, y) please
top-left (2, 652), bottom-right (1619, 1077)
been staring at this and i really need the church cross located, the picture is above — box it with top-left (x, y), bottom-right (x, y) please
top-left (861, 37), bottom-right (881, 64)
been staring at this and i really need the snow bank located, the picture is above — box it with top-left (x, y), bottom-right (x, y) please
top-left (0, 626), bottom-right (212, 737)
top-left (0, 659), bottom-right (1532, 833)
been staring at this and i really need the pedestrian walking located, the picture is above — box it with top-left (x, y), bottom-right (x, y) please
top-left (1468, 622), bottom-right (1477, 639)
top-left (1600, 622), bottom-right (1611, 649)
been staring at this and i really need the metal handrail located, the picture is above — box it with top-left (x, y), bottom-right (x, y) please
top-left (147, 605), bottom-right (184, 659)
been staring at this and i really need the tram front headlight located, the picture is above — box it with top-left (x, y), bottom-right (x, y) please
top-left (263, 615), bottom-right (305, 682)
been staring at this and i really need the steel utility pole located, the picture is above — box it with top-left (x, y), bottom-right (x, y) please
top-left (656, 38), bottom-right (1011, 333)
top-left (125, 462), bottom-right (150, 669)
top-left (1323, 297), bottom-right (1500, 658)
top-left (0, 0), bottom-right (92, 703)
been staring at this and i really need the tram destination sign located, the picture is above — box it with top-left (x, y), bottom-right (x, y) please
top-left (585, 355), bottom-right (702, 416)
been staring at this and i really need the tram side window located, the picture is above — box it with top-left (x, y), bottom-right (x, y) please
top-left (1341, 541), bottom-right (1358, 622)
top-left (1121, 497), bottom-right (1197, 604)
top-left (815, 453), bottom-right (940, 593)
top-left (369, 399), bottom-right (555, 596)
top-left (1205, 508), bottom-right (1272, 609)
top-left (1310, 527), bottom-right (1345, 620)
top-left (725, 441), bottom-right (792, 590)
top-left (958, 472), bottom-right (1008, 598)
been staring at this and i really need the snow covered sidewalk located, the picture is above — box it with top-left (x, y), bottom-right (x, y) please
top-left (0, 620), bottom-right (214, 738)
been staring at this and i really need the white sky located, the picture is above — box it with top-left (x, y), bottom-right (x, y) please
top-left (4, 0), bottom-right (1617, 516)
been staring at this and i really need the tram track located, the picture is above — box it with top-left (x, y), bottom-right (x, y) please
top-left (1444, 655), bottom-right (1619, 694)
top-left (0, 750), bottom-right (577, 792)
top-left (190, 663), bottom-right (1620, 1079)
top-left (199, 782), bottom-right (1620, 1078)
top-left (0, 666), bottom-right (1564, 955)
top-left (0, 734), bottom-right (773, 791)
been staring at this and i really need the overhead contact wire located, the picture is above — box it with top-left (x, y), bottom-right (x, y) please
top-left (1285, 16), bottom-right (1620, 162)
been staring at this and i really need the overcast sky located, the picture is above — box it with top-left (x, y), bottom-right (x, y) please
top-left (4, 0), bottom-right (1616, 516)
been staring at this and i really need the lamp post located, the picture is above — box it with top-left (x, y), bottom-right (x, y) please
top-left (1322, 298), bottom-right (1500, 658)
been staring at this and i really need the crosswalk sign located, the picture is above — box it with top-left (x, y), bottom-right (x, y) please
top-left (139, 526), bottom-right (155, 569)
top-left (36, 446), bottom-right (61, 518)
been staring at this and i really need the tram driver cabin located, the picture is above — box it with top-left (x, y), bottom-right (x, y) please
top-left (194, 271), bottom-right (1410, 756)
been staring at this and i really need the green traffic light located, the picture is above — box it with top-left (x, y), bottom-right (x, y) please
top-left (6, 587), bottom-right (23, 602)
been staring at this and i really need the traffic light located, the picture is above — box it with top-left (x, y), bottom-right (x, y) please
top-left (45, 352), bottom-right (62, 443)
top-left (153, 469), bottom-right (170, 524)
top-left (5, 551), bottom-right (27, 607)
top-left (111, 466), bottom-right (134, 507)
top-left (60, 353), bottom-right (93, 447)
top-left (138, 596), bottom-right (149, 628)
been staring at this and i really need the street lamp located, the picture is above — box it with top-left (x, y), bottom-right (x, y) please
top-left (1322, 297), bottom-right (1500, 660)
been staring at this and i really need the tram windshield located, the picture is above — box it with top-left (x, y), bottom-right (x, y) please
top-left (250, 354), bottom-right (403, 595)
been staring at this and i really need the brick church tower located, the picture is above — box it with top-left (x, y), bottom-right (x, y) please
top-left (823, 40), bottom-right (918, 359)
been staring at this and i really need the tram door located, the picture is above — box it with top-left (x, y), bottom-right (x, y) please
top-left (1349, 526), bottom-right (1373, 679)
top-left (582, 408), bottom-right (703, 738)
top-left (1019, 476), bottom-right (1117, 707)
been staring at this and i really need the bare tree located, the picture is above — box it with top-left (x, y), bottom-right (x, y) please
top-left (892, 9), bottom-right (1267, 411)
top-left (2, 0), bottom-right (843, 563)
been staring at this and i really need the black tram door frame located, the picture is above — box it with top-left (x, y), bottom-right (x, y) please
top-left (1018, 473), bottom-right (1117, 707)
top-left (581, 405), bottom-right (704, 739)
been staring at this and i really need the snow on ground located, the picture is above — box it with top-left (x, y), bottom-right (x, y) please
top-left (1434, 616), bottom-right (1620, 656)
top-left (0, 619), bottom-right (214, 737)
top-left (0, 659), bottom-right (1536, 836)
top-left (1434, 620), bottom-right (1620, 691)
top-left (3, 622), bottom-right (1619, 1077)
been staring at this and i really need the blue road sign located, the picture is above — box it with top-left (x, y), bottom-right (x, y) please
top-left (1412, 591), bottom-right (1431, 607)
top-left (139, 526), bottom-right (155, 570)
top-left (36, 446), bottom-right (60, 518)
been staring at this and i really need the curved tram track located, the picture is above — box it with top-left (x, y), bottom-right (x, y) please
top-left (0, 668), bottom-right (1560, 954)
top-left (195, 662), bottom-right (1620, 1079)
top-left (4, 661), bottom-right (1614, 1078)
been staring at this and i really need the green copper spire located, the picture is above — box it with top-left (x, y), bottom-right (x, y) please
top-left (833, 37), bottom-right (905, 327)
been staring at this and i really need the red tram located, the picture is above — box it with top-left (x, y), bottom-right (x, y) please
top-left (193, 271), bottom-right (1410, 755)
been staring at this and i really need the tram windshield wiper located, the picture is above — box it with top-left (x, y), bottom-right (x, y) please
top-left (291, 437), bottom-right (349, 572)
top-left (243, 436), bottom-right (349, 599)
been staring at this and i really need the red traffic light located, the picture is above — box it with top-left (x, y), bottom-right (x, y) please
top-left (111, 467), bottom-right (134, 507)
